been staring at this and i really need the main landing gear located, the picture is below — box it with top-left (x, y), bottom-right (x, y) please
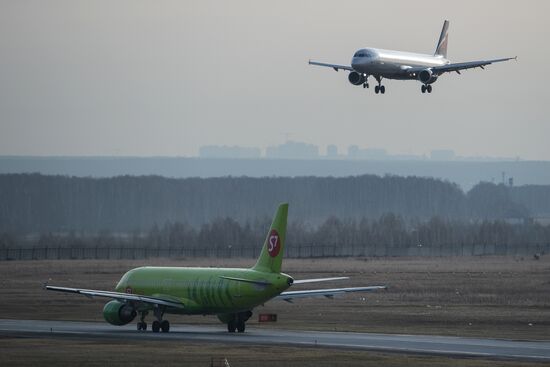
top-left (137, 311), bottom-right (148, 331)
top-left (152, 319), bottom-right (170, 333)
top-left (227, 311), bottom-right (253, 333)
top-left (374, 76), bottom-right (385, 94)
top-left (152, 305), bottom-right (170, 333)
top-left (421, 84), bottom-right (433, 93)
top-left (138, 306), bottom-right (170, 333)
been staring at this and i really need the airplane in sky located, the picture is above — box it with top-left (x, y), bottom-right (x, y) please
top-left (46, 203), bottom-right (386, 333)
top-left (309, 20), bottom-right (516, 94)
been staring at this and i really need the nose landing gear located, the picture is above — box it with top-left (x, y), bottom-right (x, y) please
top-left (362, 74), bottom-right (369, 89)
top-left (421, 84), bottom-right (433, 93)
top-left (137, 311), bottom-right (148, 331)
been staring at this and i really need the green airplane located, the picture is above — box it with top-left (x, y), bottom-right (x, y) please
top-left (46, 203), bottom-right (386, 333)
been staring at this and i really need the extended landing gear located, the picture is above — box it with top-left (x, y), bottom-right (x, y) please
top-left (148, 305), bottom-right (170, 333)
top-left (374, 76), bottom-right (385, 94)
top-left (363, 75), bottom-right (369, 89)
top-left (137, 311), bottom-right (148, 331)
top-left (227, 311), bottom-right (252, 333)
top-left (136, 307), bottom-right (170, 333)
top-left (227, 319), bottom-right (245, 333)
top-left (421, 84), bottom-right (433, 93)
top-left (152, 320), bottom-right (170, 333)
top-left (374, 85), bottom-right (385, 94)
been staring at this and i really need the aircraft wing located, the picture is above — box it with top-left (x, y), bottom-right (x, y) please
top-left (407, 57), bottom-right (517, 76)
top-left (45, 285), bottom-right (185, 309)
top-left (309, 60), bottom-right (354, 72)
top-left (276, 286), bottom-right (387, 303)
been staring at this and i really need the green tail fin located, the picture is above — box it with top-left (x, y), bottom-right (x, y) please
top-left (252, 203), bottom-right (288, 274)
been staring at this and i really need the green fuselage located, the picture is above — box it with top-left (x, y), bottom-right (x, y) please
top-left (115, 267), bottom-right (293, 315)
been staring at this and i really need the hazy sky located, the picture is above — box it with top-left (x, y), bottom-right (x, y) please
top-left (1, 0), bottom-right (549, 159)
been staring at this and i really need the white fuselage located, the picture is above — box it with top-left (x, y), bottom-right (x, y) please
top-left (351, 48), bottom-right (450, 80)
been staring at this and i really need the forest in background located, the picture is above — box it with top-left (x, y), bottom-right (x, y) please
top-left (1, 173), bottom-right (550, 234)
top-left (1, 174), bottom-right (550, 255)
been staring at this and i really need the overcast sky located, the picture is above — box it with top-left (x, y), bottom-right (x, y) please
top-left (1, 0), bottom-right (549, 159)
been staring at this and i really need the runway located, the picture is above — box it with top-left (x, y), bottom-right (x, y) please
top-left (1, 319), bottom-right (550, 361)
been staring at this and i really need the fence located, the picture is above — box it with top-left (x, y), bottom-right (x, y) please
top-left (1, 242), bottom-right (549, 261)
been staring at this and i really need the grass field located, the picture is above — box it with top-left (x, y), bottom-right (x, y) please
top-left (1, 256), bottom-right (549, 366)
top-left (1, 336), bottom-right (547, 367)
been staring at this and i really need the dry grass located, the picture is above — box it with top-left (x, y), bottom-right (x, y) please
top-left (1, 256), bottom-right (549, 340)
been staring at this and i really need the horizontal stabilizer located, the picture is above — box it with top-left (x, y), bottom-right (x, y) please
top-left (293, 277), bottom-right (349, 284)
top-left (277, 285), bottom-right (387, 303)
top-left (219, 276), bottom-right (272, 286)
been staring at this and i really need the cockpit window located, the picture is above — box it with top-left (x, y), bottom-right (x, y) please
top-left (353, 50), bottom-right (372, 58)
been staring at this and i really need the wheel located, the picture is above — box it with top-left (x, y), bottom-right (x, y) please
top-left (380, 85), bottom-right (385, 94)
top-left (363, 82), bottom-right (369, 89)
top-left (374, 85), bottom-right (380, 94)
top-left (237, 321), bottom-right (245, 333)
top-left (152, 320), bottom-right (160, 333)
top-left (227, 320), bottom-right (237, 333)
top-left (427, 85), bottom-right (432, 93)
top-left (160, 320), bottom-right (170, 333)
top-left (421, 85), bottom-right (426, 93)
top-left (137, 322), bottom-right (142, 331)
top-left (137, 322), bottom-right (147, 331)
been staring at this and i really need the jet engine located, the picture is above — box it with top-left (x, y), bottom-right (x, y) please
top-left (348, 71), bottom-right (365, 86)
top-left (103, 300), bottom-right (137, 326)
top-left (418, 69), bottom-right (438, 84)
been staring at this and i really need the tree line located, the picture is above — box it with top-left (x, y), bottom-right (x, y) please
top-left (0, 173), bottom-right (549, 234)
top-left (2, 214), bottom-right (549, 253)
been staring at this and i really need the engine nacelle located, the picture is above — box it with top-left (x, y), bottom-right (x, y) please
top-left (103, 300), bottom-right (137, 326)
top-left (348, 71), bottom-right (365, 86)
top-left (418, 69), bottom-right (438, 84)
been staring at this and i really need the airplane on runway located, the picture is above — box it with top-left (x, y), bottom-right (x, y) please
top-left (309, 20), bottom-right (516, 94)
top-left (46, 203), bottom-right (386, 333)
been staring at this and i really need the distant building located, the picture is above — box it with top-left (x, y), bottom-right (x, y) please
top-left (430, 149), bottom-right (455, 161)
top-left (362, 148), bottom-right (387, 160)
top-left (347, 145), bottom-right (387, 160)
top-left (199, 145), bottom-right (261, 159)
top-left (347, 145), bottom-right (360, 159)
top-left (326, 145), bottom-right (338, 158)
top-left (265, 141), bottom-right (319, 159)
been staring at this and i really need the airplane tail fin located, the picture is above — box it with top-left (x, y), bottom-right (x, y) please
top-left (252, 203), bottom-right (288, 274)
top-left (434, 20), bottom-right (449, 58)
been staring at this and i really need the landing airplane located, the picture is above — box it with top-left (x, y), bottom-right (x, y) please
top-left (309, 20), bottom-right (516, 94)
top-left (46, 203), bottom-right (386, 333)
